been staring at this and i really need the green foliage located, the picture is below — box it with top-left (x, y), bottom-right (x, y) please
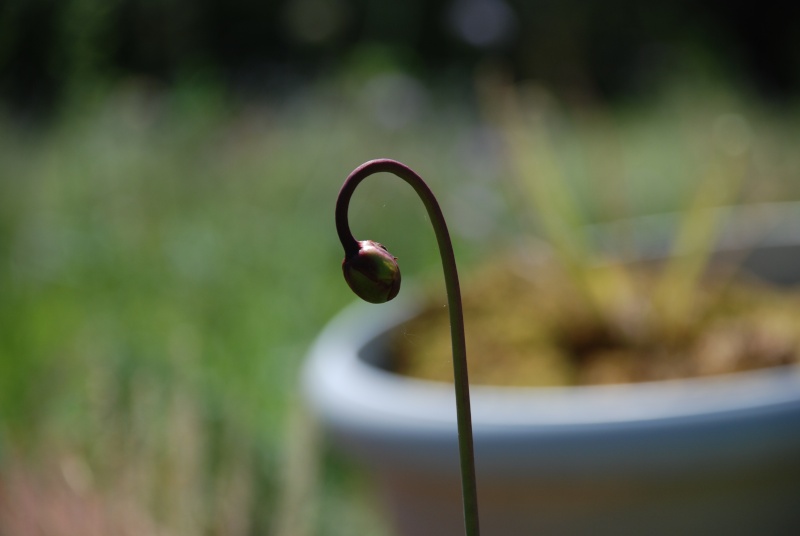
top-left (0, 82), bottom-right (469, 534)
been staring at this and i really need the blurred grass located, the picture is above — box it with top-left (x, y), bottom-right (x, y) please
top-left (0, 77), bottom-right (799, 534)
top-left (0, 79), bottom-right (477, 535)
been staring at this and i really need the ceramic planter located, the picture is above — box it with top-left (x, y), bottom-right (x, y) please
top-left (304, 203), bottom-right (800, 536)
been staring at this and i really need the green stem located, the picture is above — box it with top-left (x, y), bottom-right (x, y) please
top-left (336, 159), bottom-right (480, 536)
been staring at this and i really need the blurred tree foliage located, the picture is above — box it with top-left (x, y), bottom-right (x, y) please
top-left (1, 0), bottom-right (798, 115)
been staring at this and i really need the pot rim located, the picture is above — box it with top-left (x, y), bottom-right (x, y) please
top-left (306, 296), bottom-right (800, 426)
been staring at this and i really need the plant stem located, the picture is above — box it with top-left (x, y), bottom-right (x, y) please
top-left (336, 159), bottom-right (480, 536)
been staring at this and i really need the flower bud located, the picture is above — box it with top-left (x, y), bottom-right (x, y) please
top-left (342, 240), bottom-right (401, 304)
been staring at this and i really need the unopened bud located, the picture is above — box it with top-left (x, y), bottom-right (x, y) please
top-left (342, 240), bottom-right (401, 304)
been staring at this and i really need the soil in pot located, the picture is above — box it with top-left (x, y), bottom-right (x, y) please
top-left (391, 255), bottom-right (800, 387)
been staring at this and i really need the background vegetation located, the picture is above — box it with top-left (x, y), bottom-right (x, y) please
top-left (1, 1), bottom-right (799, 534)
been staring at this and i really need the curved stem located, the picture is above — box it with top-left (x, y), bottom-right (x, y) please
top-left (336, 159), bottom-right (480, 536)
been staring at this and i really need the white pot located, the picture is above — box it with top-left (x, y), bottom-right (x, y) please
top-left (304, 204), bottom-right (800, 536)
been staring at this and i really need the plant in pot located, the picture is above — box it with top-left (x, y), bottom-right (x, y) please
top-left (304, 95), bottom-right (800, 536)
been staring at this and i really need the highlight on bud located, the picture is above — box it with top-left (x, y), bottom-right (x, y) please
top-left (342, 240), bottom-right (401, 304)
